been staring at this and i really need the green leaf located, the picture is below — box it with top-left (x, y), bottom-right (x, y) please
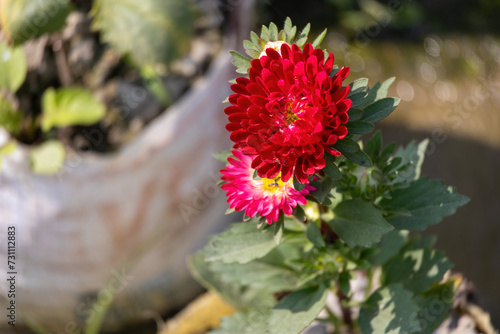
top-left (306, 221), bottom-right (325, 248)
top-left (343, 149), bottom-right (372, 167)
top-left (274, 216), bottom-right (284, 245)
top-left (311, 29), bottom-right (327, 48)
top-left (365, 131), bottom-right (382, 158)
top-left (0, 97), bottom-right (23, 134)
top-left (212, 150), bottom-right (233, 164)
top-left (347, 108), bottom-right (364, 121)
top-left (210, 260), bottom-right (299, 293)
top-left (333, 138), bottom-right (360, 153)
top-left (349, 78), bottom-right (369, 95)
top-left (362, 97), bottom-right (400, 123)
top-left (203, 223), bottom-right (278, 264)
top-left (380, 178), bottom-right (470, 230)
top-left (381, 248), bottom-right (453, 293)
top-left (189, 252), bottom-right (276, 311)
top-left (360, 77), bottom-right (396, 108)
top-left (90, 0), bottom-right (194, 67)
top-left (328, 199), bottom-right (393, 247)
top-left (368, 230), bottom-right (409, 266)
top-left (346, 121), bottom-right (374, 135)
top-left (413, 280), bottom-right (457, 334)
top-left (338, 271), bottom-right (352, 296)
top-left (0, 0), bottom-right (73, 45)
top-left (393, 139), bottom-right (429, 182)
top-left (267, 284), bottom-right (328, 334)
top-left (230, 51), bottom-right (252, 73)
top-left (41, 87), bottom-right (106, 132)
top-left (30, 140), bottom-right (66, 174)
top-left (210, 311), bottom-right (269, 334)
top-left (283, 17), bottom-right (297, 43)
top-left (309, 176), bottom-right (334, 204)
top-left (269, 22), bottom-right (278, 41)
top-left (323, 161), bottom-right (342, 180)
top-left (0, 42), bottom-right (27, 92)
top-left (359, 284), bottom-right (421, 334)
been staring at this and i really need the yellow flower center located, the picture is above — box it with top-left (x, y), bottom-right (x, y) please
top-left (262, 175), bottom-right (285, 192)
top-left (285, 101), bottom-right (298, 125)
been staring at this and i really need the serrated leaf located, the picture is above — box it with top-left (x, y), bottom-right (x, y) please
top-left (311, 29), bottom-right (327, 48)
top-left (359, 284), bottom-right (421, 334)
top-left (323, 161), bottom-right (342, 180)
top-left (0, 42), bottom-right (27, 92)
top-left (328, 199), bottom-right (393, 247)
top-left (343, 149), bottom-right (372, 167)
top-left (362, 97), bottom-right (400, 123)
top-left (30, 140), bottom-right (66, 174)
top-left (382, 157), bottom-right (403, 174)
top-left (41, 87), bottom-right (106, 132)
top-left (380, 178), bottom-right (470, 230)
top-left (0, 0), bottom-right (73, 45)
top-left (413, 280), bottom-right (457, 334)
top-left (189, 253), bottom-right (276, 311)
top-left (382, 248), bottom-right (453, 293)
top-left (230, 51), bottom-right (252, 69)
top-left (346, 121), bottom-right (374, 135)
top-left (360, 77), bottom-right (396, 108)
top-left (393, 139), bottom-right (429, 182)
top-left (203, 223), bottom-right (278, 264)
top-left (90, 0), bottom-right (194, 67)
top-left (369, 230), bottom-right (409, 266)
top-left (269, 22), bottom-right (278, 41)
top-left (297, 23), bottom-right (311, 40)
top-left (267, 284), bottom-right (328, 334)
top-left (306, 221), bottom-right (325, 248)
top-left (210, 311), bottom-right (269, 334)
top-left (210, 260), bottom-right (299, 293)
top-left (0, 97), bottom-right (22, 134)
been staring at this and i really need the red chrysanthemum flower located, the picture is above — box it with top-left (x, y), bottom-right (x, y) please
top-left (221, 150), bottom-right (314, 224)
top-left (225, 43), bottom-right (352, 184)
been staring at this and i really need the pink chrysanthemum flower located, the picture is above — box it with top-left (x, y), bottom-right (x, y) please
top-left (225, 43), bottom-right (351, 184)
top-left (221, 150), bottom-right (314, 224)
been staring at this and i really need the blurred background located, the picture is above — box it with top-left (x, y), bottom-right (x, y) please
top-left (0, 0), bottom-right (499, 332)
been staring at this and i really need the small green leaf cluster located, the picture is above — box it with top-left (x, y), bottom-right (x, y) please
top-left (230, 17), bottom-right (327, 74)
top-left (0, 0), bottom-right (197, 175)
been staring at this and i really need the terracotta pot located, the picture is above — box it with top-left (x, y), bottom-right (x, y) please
top-left (0, 2), bottom-right (252, 332)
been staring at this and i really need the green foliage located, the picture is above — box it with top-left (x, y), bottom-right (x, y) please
top-left (0, 141), bottom-right (17, 173)
top-left (359, 284), bottom-right (421, 334)
top-left (41, 87), bottom-right (106, 132)
top-left (193, 20), bottom-right (471, 334)
top-left (267, 284), bottom-right (328, 334)
top-left (30, 140), bottom-right (65, 174)
top-left (380, 178), bottom-right (470, 230)
top-left (0, 42), bottom-right (27, 92)
top-left (0, 97), bottom-right (23, 134)
top-left (0, 0), bottom-right (73, 45)
top-left (328, 198), bottom-right (393, 247)
top-left (203, 223), bottom-right (278, 264)
top-left (90, 0), bottom-right (195, 68)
